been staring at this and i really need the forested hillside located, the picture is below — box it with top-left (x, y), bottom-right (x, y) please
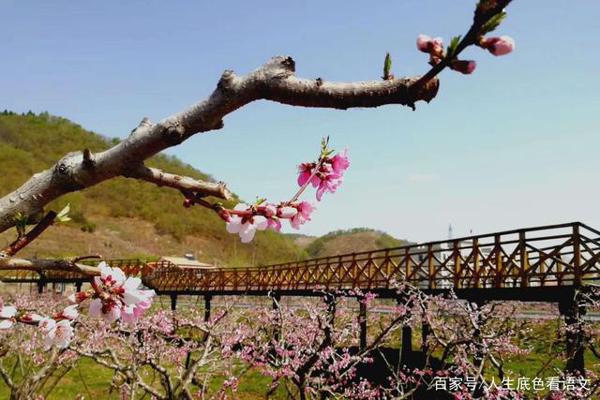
top-left (0, 111), bottom-right (306, 265)
top-left (294, 228), bottom-right (411, 258)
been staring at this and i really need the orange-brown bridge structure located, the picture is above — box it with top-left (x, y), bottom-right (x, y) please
top-left (5, 222), bottom-right (598, 296)
top-left (2, 221), bottom-right (599, 371)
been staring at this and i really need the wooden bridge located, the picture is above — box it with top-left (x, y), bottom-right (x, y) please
top-left (2, 222), bottom-right (600, 301)
top-left (140, 222), bottom-right (600, 301)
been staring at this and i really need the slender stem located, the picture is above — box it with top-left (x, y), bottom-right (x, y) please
top-left (192, 154), bottom-right (325, 219)
top-left (410, 0), bottom-right (512, 95)
top-left (2, 211), bottom-right (57, 257)
top-left (288, 157), bottom-right (325, 204)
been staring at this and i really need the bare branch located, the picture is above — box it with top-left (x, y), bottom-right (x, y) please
top-left (0, 56), bottom-right (438, 234)
top-left (125, 164), bottom-right (231, 200)
top-left (0, 257), bottom-right (99, 276)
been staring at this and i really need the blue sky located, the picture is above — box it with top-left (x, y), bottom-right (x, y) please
top-left (2, 0), bottom-right (599, 242)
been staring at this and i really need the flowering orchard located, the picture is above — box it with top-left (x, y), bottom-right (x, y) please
top-left (0, 283), bottom-right (598, 399)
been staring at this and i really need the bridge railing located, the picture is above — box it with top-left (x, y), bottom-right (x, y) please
top-left (142, 222), bottom-right (600, 293)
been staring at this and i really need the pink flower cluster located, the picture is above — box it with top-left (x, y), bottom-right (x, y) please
top-left (298, 148), bottom-right (349, 201)
top-left (222, 141), bottom-right (348, 243)
top-left (0, 304), bottom-right (17, 329)
top-left (71, 262), bottom-right (154, 323)
top-left (0, 302), bottom-right (78, 349)
top-left (38, 305), bottom-right (78, 349)
top-left (417, 34), bottom-right (445, 65)
top-left (417, 34), bottom-right (477, 74)
top-left (416, 33), bottom-right (514, 75)
top-left (225, 201), bottom-right (315, 243)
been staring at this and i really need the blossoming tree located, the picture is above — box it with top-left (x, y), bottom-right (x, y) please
top-left (9, 0), bottom-right (592, 399)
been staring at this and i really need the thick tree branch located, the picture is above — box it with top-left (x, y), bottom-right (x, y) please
top-left (0, 56), bottom-right (438, 234)
top-left (0, 257), bottom-right (99, 276)
top-left (125, 164), bottom-right (231, 200)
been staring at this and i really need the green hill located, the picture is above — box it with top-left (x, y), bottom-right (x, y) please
top-left (293, 228), bottom-right (412, 259)
top-left (0, 111), bottom-right (306, 266)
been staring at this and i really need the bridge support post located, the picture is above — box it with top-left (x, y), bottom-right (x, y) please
top-left (400, 325), bottom-right (413, 366)
top-left (421, 319), bottom-right (431, 354)
top-left (471, 300), bottom-right (487, 398)
top-left (271, 292), bottom-right (281, 310)
top-left (37, 279), bottom-right (46, 294)
top-left (204, 295), bottom-right (212, 322)
top-left (270, 292), bottom-right (282, 342)
top-left (559, 293), bottom-right (586, 374)
top-left (324, 293), bottom-right (336, 329)
top-left (170, 294), bottom-right (178, 311)
top-left (75, 282), bottom-right (82, 293)
top-left (473, 301), bottom-right (486, 370)
top-left (399, 297), bottom-right (412, 366)
top-left (358, 297), bottom-right (367, 351)
top-left (201, 295), bottom-right (213, 344)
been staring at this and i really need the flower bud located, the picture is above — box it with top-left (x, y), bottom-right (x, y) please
top-left (416, 34), bottom-right (444, 58)
top-left (259, 204), bottom-right (277, 218)
top-left (480, 35), bottom-right (515, 56)
top-left (278, 206), bottom-right (298, 219)
top-left (449, 60), bottom-right (476, 74)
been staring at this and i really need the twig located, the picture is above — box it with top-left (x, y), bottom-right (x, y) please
top-left (2, 211), bottom-right (57, 257)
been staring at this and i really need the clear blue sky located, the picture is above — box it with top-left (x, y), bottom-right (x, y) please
top-left (2, 0), bottom-right (599, 242)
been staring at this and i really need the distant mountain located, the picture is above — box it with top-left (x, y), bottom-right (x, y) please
top-left (0, 111), bottom-right (306, 266)
top-left (291, 228), bottom-right (412, 259)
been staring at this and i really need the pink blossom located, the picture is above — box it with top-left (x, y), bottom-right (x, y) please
top-left (297, 162), bottom-right (316, 187)
top-left (121, 300), bottom-right (152, 324)
top-left (277, 206), bottom-right (298, 219)
top-left (226, 204), bottom-right (268, 243)
top-left (89, 298), bottom-right (121, 322)
top-left (331, 149), bottom-right (350, 174)
top-left (266, 218), bottom-right (282, 232)
top-left (61, 305), bottom-right (79, 320)
top-left (297, 146), bottom-right (350, 201)
top-left (0, 305), bottom-right (17, 329)
top-left (86, 262), bottom-right (155, 322)
top-left (39, 317), bottom-right (74, 349)
top-left (290, 201), bottom-right (314, 229)
top-left (316, 172), bottom-right (343, 201)
top-left (480, 35), bottom-right (515, 56)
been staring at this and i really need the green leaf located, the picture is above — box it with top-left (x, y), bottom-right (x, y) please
top-left (383, 52), bottom-right (392, 79)
top-left (320, 136), bottom-right (332, 158)
top-left (481, 11), bottom-right (506, 34)
top-left (56, 203), bottom-right (71, 223)
top-left (13, 212), bottom-right (28, 237)
top-left (446, 36), bottom-right (462, 59)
